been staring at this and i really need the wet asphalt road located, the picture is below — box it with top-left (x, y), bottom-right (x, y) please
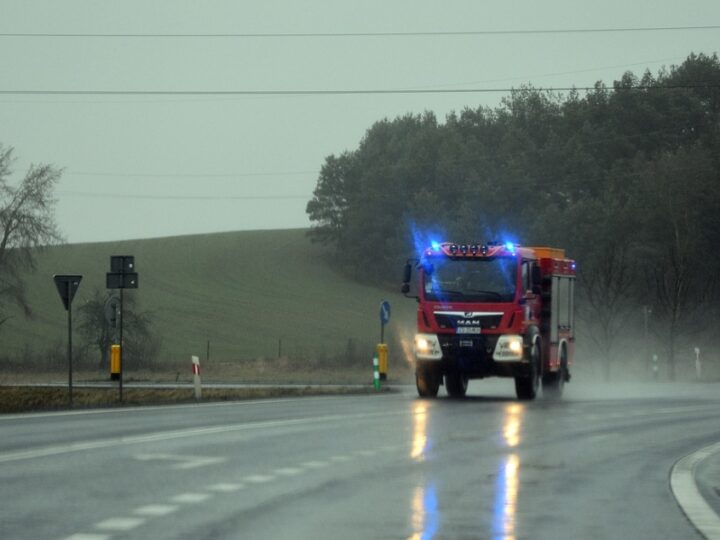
top-left (1, 380), bottom-right (719, 540)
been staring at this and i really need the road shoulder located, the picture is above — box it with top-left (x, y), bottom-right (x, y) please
top-left (671, 441), bottom-right (720, 539)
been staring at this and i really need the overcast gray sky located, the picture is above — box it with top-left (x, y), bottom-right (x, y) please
top-left (1, 1), bottom-right (718, 243)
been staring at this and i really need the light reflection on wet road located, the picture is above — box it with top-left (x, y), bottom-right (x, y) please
top-left (493, 404), bottom-right (524, 540)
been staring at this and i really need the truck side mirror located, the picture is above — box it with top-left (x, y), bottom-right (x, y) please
top-left (402, 262), bottom-right (412, 284)
top-left (401, 261), bottom-right (418, 298)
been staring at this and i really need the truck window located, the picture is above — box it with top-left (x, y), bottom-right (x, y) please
top-left (423, 257), bottom-right (517, 302)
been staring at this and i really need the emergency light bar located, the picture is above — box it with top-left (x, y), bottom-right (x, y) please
top-left (427, 241), bottom-right (520, 258)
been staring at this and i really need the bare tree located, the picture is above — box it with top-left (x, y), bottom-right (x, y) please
top-left (639, 146), bottom-right (717, 379)
top-left (0, 144), bottom-right (63, 327)
top-left (561, 189), bottom-right (639, 381)
top-left (78, 288), bottom-right (161, 371)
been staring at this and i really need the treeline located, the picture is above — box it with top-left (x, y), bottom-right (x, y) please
top-left (306, 53), bottom-right (720, 379)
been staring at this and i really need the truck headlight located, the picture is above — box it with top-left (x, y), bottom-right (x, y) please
top-left (493, 335), bottom-right (524, 362)
top-left (414, 334), bottom-right (442, 360)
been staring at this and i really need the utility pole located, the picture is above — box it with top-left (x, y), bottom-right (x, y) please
top-left (643, 306), bottom-right (652, 374)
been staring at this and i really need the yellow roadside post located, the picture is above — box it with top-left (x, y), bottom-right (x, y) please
top-left (110, 344), bottom-right (121, 381)
top-left (377, 343), bottom-right (388, 381)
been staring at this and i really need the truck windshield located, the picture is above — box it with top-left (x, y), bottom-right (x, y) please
top-left (423, 257), bottom-right (517, 302)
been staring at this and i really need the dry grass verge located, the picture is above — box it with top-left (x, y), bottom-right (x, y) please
top-left (0, 385), bottom-right (390, 414)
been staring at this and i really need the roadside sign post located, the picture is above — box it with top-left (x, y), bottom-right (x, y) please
top-left (378, 301), bottom-right (391, 381)
top-left (373, 352), bottom-right (381, 391)
top-left (192, 355), bottom-right (202, 400)
top-left (106, 256), bottom-right (138, 403)
top-left (53, 275), bottom-right (83, 407)
top-left (652, 354), bottom-right (659, 381)
top-left (104, 295), bottom-right (120, 380)
top-left (695, 347), bottom-right (701, 380)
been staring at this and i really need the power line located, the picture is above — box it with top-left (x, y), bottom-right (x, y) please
top-left (2, 84), bottom-right (719, 96)
top-left (59, 191), bottom-right (310, 201)
top-left (1, 25), bottom-right (719, 38)
top-left (67, 170), bottom-right (317, 179)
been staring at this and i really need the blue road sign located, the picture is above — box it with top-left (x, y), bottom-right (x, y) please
top-left (380, 300), bottom-right (391, 325)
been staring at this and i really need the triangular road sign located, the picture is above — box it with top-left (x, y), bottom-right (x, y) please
top-left (53, 275), bottom-right (83, 311)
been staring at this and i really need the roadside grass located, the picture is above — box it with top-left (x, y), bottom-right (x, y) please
top-left (1, 228), bottom-right (416, 370)
top-left (0, 385), bottom-right (395, 414)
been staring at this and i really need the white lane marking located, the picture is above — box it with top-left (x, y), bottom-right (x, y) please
top-left (586, 406), bottom-right (718, 422)
top-left (301, 460), bottom-right (329, 469)
top-left (0, 394), bottom-right (378, 421)
top-left (275, 467), bottom-right (305, 476)
top-left (0, 410), bottom-right (401, 464)
top-left (355, 449), bottom-right (377, 457)
top-left (63, 535), bottom-right (111, 540)
top-left (381, 444), bottom-right (400, 452)
top-left (172, 493), bottom-right (212, 503)
top-left (244, 474), bottom-right (275, 484)
top-left (134, 453), bottom-right (226, 470)
top-left (133, 504), bottom-right (179, 517)
top-left (0, 392), bottom-right (405, 422)
top-left (671, 441), bottom-right (720, 539)
top-left (207, 483), bottom-right (245, 493)
top-left (95, 517), bottom-right (146, 531)
top-left (329, 455), bottom-right (351, 463)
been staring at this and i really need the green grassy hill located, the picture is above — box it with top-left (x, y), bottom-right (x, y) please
top-left (2, 229), bottom-right (416, 374)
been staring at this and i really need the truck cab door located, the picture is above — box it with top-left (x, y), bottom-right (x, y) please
top-left (521, 261), bottom-right (541, 324)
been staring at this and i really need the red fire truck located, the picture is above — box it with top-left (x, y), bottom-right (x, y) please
top-left (401, 241), bottom-right (576, 400)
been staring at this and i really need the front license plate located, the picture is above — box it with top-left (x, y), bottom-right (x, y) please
top-left (456, 327), bottom-right (481, 334)
top-left (459, 340), bottom-right (473, 347)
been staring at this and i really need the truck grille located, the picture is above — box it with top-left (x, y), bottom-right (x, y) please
top-left (434, 313), bottom-right (503, 331)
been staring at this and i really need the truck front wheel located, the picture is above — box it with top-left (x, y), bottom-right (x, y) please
top-left (416, 364), bottom-right (441, 398)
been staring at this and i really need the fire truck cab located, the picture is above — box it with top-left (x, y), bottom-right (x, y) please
top-left (402, 241), bottom-right (576, 400)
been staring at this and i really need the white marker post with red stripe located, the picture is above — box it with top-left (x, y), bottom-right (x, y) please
top-left (192, 355), bottom-right (202, 400)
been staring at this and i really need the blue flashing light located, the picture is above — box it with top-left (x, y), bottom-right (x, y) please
top-left (430, 241), bottom-right (441, 252)
top-left (505, 241), bottom-right (515, 253)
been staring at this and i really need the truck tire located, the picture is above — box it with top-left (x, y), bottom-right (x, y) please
top-left (445, 371), bottom-right (468, 398)
top-left (543, 347), bottom-right (567, 399)
top-left (416, 364), bottom-right (441, 398)
top-left (515, 340), bottom-right (540, 400)
top-left (542, 371), bottom-right (564, 399)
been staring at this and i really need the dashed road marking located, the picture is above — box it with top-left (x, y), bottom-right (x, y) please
top-left (586, 433), bottom-right (621, 443)
top-left (244, 474), bottom-right (275, 484)
top-left (95, 517), bottom-right (146, 531)
top-left (301, 460), bottom-right (329, 469)
top-left (671, 441), bottom-right (720, 539)
top-left (275, 467), bottom-right (305, 476)
top-left (63, 443), bottom-right (403, 540)
top-left (208, 482), bottom-right (245, 493)
top-left (134, 453), bottom-right (226, 470)
top-left (172, 492), bottom-right (213, 503)
top-left (133, 504), bottom-right (179, 517)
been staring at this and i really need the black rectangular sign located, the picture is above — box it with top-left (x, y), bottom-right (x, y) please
top-left (110, 255), bottom-right (135, 273)
top-left (106, 272), bottom-right (139, 289)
